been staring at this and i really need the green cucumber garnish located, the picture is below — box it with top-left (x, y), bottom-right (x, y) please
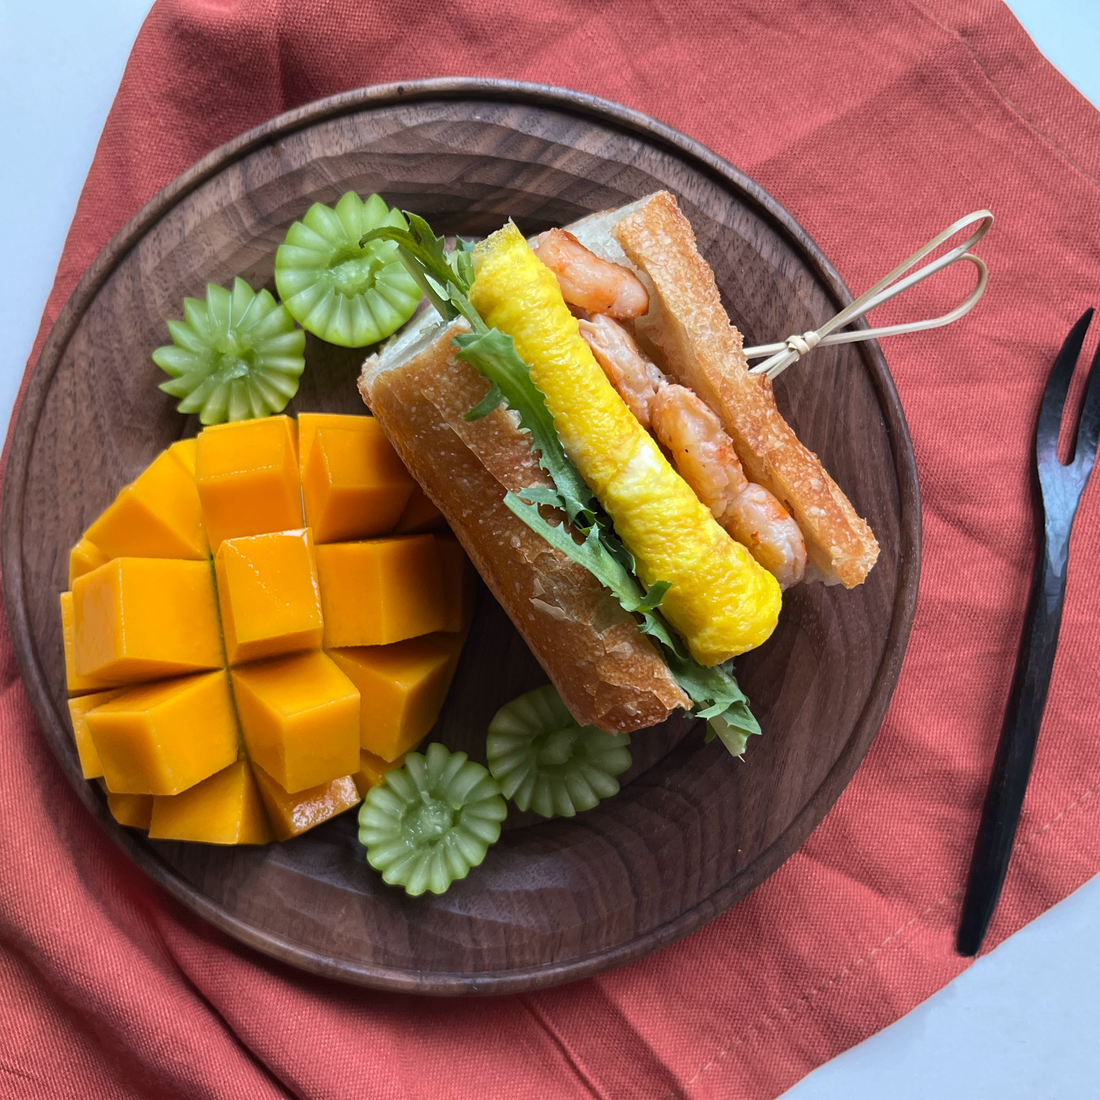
top-left (487, 685), bottom-right (632, 818)
top-left (153, 278), bottom-right (305, 425)
top-left (274, 192), bottom-right (421, 348)
top-left (358, 743), bottom-right (507, 896)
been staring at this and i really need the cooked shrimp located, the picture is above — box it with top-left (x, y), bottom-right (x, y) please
top-left (650, 386), bottom-right (807, 589)
top-left (582, 311), bottom-right (806, 586)
top-left (533, 229), bottom-right (650, 319)
top-left (578, 313), bottom-right (663, 427)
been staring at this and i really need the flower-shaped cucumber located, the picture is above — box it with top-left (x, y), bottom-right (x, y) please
top-left (487, 684), bottom-right (632, 818)
top-left (358, 743), bottom-right (507, 896)
top-left (274, 192), bottom-right (421, 348)
top-left (153, 278), bottom-right (305, 425)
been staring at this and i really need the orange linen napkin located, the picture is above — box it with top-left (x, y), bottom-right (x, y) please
top-left (3, 1), bottom-right (1100, 1097)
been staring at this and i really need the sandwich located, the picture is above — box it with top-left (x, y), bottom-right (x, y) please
top-left (357, 192), bottom-right (878, 750)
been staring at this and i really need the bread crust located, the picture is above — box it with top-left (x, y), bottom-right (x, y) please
top-left (359, 319), bottom-right (689, 733)
top-left (609, 192), bottom-right (879, 588)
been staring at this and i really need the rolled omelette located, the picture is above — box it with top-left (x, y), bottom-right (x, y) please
top-left (469, 223), bottom-right (781, 666)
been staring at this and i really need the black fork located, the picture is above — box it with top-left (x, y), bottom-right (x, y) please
top-left (957, 308), bottom-right (1100, 956)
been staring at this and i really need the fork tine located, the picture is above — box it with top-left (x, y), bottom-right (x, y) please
top-left (1073, 332), bottom-right (1100, 470)
top-left (1038, 308), bottom-right (1093, 466)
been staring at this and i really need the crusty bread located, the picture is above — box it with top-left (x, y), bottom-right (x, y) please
top-left (573, 192), bottom-right (879, 588)
top-left (359, 317), bottom-right (689, 733)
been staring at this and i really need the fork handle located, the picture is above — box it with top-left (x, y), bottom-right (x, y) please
top-left (956, 521), bottom-right (1071, 956)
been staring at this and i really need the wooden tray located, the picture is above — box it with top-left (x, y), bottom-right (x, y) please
top-left (0, 79), bottom-right (920, 995)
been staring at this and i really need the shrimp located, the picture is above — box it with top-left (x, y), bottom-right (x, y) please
top-left (532, 229), bottom-right (650, 319)
top-left (579, 313), bottom-right (807, 589)
top-left (578, 313), bottom-right (664, 427)
top-left (650, 386), bottom-right (807, 589)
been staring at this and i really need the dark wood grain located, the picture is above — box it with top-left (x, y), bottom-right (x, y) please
top-left (0, 80), bottom-right (920, 995)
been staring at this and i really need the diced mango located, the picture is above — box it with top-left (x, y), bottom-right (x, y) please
top-left (231, 651), bottom-right (360, 793)
top-left (351, 748), bottom-right (405, 797)
top-left (196, 416), bottom-right (302, 549)
top-left (302, 423), bottom-right (415, 543)
top-left (60, 592), bottom-right (116, 695)
top-left (68, 537), bottom-right (109, 588)
top-left (85, 447), bottom-right (208, 560)
top-left (297, 412), bottom-right (369, 476)
top-left (72, 559), bottom-right (224, 684)
top-left (87, 670), bottom-right (239, 795)
top-left (327, 633), bottom-right (463, 761)
top-left (67, 688), bottom-right (125, 778)
top-left (394, 482), bottom-right (447, 534)
top-left (315, 535), bottom-right (446, 648)
top-left (167, 438), bottom-right (197, 477)
top-left (149, 760), bottom-right (272, 844)
top-left (435, 534), bottom-right (477, 633)
top-left (214, 529), bottom-right (323, 664)
top-left (106, 791), bottom-right (153, 829)
top-left (250, 763), bottom-right (360, 840)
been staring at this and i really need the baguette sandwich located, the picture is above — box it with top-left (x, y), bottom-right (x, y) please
top-left (358, 192), bottom-right (878, 742)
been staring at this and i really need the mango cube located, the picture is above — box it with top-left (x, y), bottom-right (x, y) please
top-left (149, 760), bottom-right (272, 844)
top-left (328, 633), bottom-right (464, 761)
top-left (435, 534), bottom-right (477, 634)
top-left (351, 749), bottom-right (405, 797)
top-left (215, 529), bottom-right (323, 664)
top-left (231, 651), bottom-right (360, 793)
top-left (196, 416), bottom-right (302, 548)
top-left (106, 791), bottom-right (153, 829)
top-left (315, 535), bottom-right (446, 647)
top-left (68, 537), bottom-right (109, 588)
top-left (297, 412), bottom-right (366, 476)
top-left (167, 438), bottom-right (197, 476)
top-left (86, 670), bottom-right (239, 795)
top-left (60, 592), bottom-right (116, 695)
top-left (394, 483), bottom-right (447, 534)
top-left (72, 558), bottom-right (224, 684)
top-left (250, 763), bottom-right (360, 841)
top-left (85, 447), bottom-right (208, 560)
top-left (67, 688), bottom-right (125, 778)
top-left (302, 422), bottom-right (415, 543)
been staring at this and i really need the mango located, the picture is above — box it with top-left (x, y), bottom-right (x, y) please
top-left (87, 670), bottom-right (239, 795)
top-left (72, 558), bottom-right (224, 684)
top-left (167, 438), bottom-right (197, 476)
top-left (297, 412), bottom-right (367, 476)
top-left (106, 791), bottom-right (153, 829)
top-left (67, 688), bottom-right (125, 778)
top-left (196, 416), bottom-right (302, 548)
top-left (435, 534), bottom-right (477, 634)
top-left (302, 422), bottom-right (415, 543)
top-left (149, 760), bottom-right (272, 844)
top-left (60, 592), bottom-right (116, 695)
top-left (328, 633), bottom-right (464, 761)
top-left (85, 446), bottom-right (208, 560)
top-left (394, 483), bottom-right (447, 534)
top-left (351, 748), bottom-right (405, 797)
top-left (315, 535), bottom-right (446, 647)
top-left (68, 537), bottom-right (109, 588)
top-left (231, 651), bottom-right (360, 793)
top-left (215, 529), bottom-right (323, 664)
top-left (250, 763), bottom-right (360, 841)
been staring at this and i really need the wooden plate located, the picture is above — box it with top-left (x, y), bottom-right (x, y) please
top-left (1, 79), bottom-right (920, 995)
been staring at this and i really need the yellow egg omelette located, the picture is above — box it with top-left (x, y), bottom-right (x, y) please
top-left (470, 222), bottom-right (781, 666)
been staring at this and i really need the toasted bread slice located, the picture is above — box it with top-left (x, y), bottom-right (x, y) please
top-left (571, 192), bottom-right (879, 588)
top-left (359, 316), bottom-right (690, 733)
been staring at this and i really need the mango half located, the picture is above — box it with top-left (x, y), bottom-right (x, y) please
top-left (62, 414), bottom-right (474, 844)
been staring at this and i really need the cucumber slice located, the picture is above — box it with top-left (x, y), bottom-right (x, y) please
top-left (273, 192), bottom-right (421, 347)
top-left (358, 743), bottom-right (507, 896)
top-left (486, 684), bottom-right (632, 818)
top-left (152, 278), bottom-right (305, 425)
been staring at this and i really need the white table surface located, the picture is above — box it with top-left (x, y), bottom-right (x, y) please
top-left (1, 2), bottom-right (1097, 1096)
